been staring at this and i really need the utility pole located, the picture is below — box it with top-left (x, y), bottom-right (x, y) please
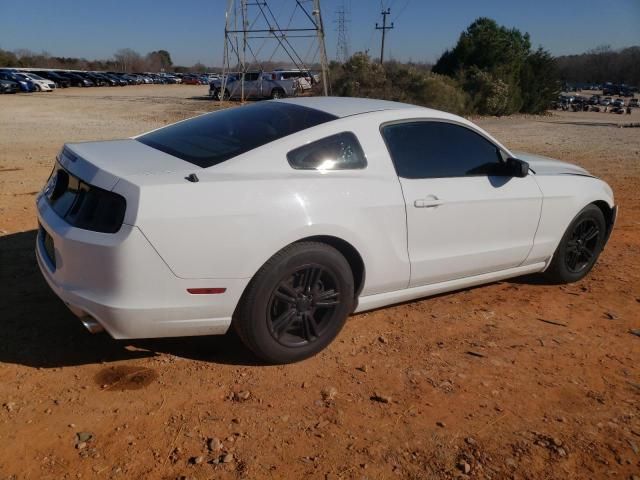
top-left (375, 8), bottom-right (393, 64)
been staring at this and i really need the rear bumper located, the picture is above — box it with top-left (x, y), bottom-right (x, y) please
top-left (35, 195), bottom-right (248, 339)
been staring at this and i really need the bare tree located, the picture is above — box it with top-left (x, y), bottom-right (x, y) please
top-left (113, 48), bottom-right (144, 72)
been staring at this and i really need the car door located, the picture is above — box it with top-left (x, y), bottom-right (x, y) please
top-left (240, 72), bottom-right (260, 98)
top-left (382, 120), bottom-right (543, 287)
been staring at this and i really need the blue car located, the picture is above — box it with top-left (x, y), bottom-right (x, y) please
top-left (0, 71), bottom-right (36, 92)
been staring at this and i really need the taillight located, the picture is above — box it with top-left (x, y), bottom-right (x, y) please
top-left (45, 163), bottom-right (126, 234)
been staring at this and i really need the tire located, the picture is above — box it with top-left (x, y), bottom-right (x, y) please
top-left (544, 204), bottom-right (606, 284)
top-left (271, 88), bottom-right (285, 99)
top-left (34, 84), bottom-right (41, 92)
top-left (213, 88), bottom-right (229, 101)
top-left (234, 242), bottom-right (355, 364)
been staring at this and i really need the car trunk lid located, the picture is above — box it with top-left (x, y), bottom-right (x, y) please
top-left (60, 139), bottom-right (196, 191)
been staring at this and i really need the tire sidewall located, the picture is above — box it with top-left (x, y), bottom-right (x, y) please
top-left (551, 205), bottom-right (606, 283)
top-left (238, 244), bottom-right (354, 363)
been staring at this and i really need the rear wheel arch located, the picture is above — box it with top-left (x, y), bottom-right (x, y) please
top-left (237, 235), bottom-right (366, 311)
top-left (295, 235), bottom-right (365, 301)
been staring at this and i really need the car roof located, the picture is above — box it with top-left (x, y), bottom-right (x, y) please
top-left (274, 96), bottom-right (428, 118)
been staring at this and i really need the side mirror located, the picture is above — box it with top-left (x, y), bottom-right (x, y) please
top-left (505, 157), bottom-right (529, 178)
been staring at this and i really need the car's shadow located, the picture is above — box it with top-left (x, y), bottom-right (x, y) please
top-left (0, 230), bottom-right (262, 368)
top-left (1, 230), bottom-right (553, 369)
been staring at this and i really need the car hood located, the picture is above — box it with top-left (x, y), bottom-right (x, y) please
top-left (60, 139), bottom-right (196, 190)
top-left (513, 151), bottom-right (594, 177)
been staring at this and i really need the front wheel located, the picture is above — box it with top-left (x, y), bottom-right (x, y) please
top-left (544, 204), bottom-right (607, 284)
top-left (234, 242), bottom-right (354, 364)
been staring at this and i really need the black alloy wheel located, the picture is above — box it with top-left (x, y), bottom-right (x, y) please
top-left (564, 218), bottom-right (600, 273)
top-left (234, 242), bottom-right (354, 364)
top-left (267, 264), bottom-right (341, 347)
top-left (544, 204), bottom-right (607, 284)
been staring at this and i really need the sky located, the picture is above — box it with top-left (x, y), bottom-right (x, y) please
top-left (1, 0), bottom-right (639, 66)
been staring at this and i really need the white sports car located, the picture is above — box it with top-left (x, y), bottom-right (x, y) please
top-left (36, 97), bottom-right (616, 363)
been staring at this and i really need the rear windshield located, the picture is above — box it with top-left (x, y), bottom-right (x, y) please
top-left (137, 102), bottom-right (337, 168)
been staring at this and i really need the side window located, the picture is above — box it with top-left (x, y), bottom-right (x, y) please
top-left (382, 121), bottom-right (504, 179)
top-left (287, 132), bottom-right (367, 171)
top-left (244, 72), bottom-right (260, 81)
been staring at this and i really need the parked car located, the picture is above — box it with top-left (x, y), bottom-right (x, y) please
top-left (0, 78), bottom-right (19, 94)
top-left (182, 75), bottom-right (201, 85)
top-left (91, 72), bottom-right (118, 86)
top-left (37, 71), bottom-right (71, 88)
top-left (108, 73), bottom-right (129, 86)
top-left (611, 98), bottom-right (625, 108)
top-left (162, 75), bottom-right (179, 84)
top-left (134, 73), bottom-right (153, 84)
top-left (0, 71), bottom-right (36, 92)
top-left (599, 97), bottom-right (611, 106)
top-left (629, 98), bottom-right (639, 108)
top-left (35, 98), bottom-right (617, 363)
top-left (21, 72), bottom-right (57, 91)
top-left (55, 72), bottom-right (94, 87)
top-left (602, 83), bottom-right (618, 96)
top-left (209, 71), bottom-right (299, 100)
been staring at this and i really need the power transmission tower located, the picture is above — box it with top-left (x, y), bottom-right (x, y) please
top-left (375, 7), bottom-right (394, 64)
top-left (222, 0), bottom-right (330, 102)
top-left (334, 0), bottom-right (350, 63)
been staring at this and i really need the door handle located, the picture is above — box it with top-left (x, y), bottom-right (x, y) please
top-left (414, 195), bottom-right (443, 208)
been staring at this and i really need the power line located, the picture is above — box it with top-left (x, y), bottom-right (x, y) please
top-left (375, 7), bottom-right (394, 64)
top-left (391, 0), bottom-right (410, 22)
top-left (222, 0), bottom-right (330, 101)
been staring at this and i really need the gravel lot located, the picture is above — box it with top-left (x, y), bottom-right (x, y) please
top-left (1, 85), bottom-right (639, 479)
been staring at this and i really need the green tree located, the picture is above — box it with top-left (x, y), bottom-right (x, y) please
top-left (433, 18), bottom-right (530, 77)
top-left (146, 50), bottom-right (173, 71)
top-left (330, 53), bottom-right (470, 115)
top-left (520, 48), bottom-right (560, 114)
top-left (433, 17), bottom-right (558, 115)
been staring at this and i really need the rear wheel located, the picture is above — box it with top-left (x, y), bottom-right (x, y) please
top-left (213, 88), bottom-right (229, 100)
top-left (271, 88), bottom-right (285, 99)
top-left (544, 204), bottom-right (606, 284)
top-left (234, 242), bottom-right (354, 364)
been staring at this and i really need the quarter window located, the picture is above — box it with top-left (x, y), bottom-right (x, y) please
top-left (382, 121), bottom-right (504, 179)
top-left (287, 132), bottom-right (367, 171)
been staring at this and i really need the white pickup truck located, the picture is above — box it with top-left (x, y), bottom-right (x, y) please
top-left (209, 71), bottom-right (299, 100)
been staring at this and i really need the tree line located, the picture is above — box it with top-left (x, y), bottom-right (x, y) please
top-left (555, 45), bottom-right (640, 86)
top-left (0, 48), bottom-right (207, 73)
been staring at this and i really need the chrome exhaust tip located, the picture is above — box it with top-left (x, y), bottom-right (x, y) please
top-left (80, 316), bottom-right (105, 334)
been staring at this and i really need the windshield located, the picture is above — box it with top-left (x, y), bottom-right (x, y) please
top-left (137, 102), bottom-right (337, 168)
top-left (28, 74), bottom-right (45, 80)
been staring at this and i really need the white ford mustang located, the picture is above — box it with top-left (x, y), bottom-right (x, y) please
top-left (36, 97), bottom-right (617, 363)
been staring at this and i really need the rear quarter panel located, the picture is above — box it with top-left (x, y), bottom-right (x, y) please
top-left (128, 114), bottom-right (411, 297)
